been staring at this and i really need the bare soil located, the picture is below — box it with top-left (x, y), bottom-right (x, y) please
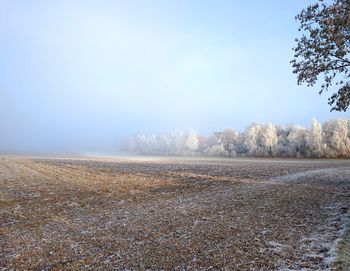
top-left (1, 156), bottom-right (350, 270)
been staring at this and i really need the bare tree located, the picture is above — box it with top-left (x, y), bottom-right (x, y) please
top-left (292, 0), bottom-right (350, 111)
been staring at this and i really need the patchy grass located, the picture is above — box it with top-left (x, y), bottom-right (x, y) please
top-left (331, 219), bottom-right (350, 270)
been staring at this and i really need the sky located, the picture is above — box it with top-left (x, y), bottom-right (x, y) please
top-left (0, 0), bottom-right (349, 153)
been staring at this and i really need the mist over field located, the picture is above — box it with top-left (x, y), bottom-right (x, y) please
top-left (2, 1), bottom-right (350, 269)
top-left (0, 0), bottom-right (348, 154)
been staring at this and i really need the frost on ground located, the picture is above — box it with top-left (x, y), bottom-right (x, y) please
top-left (331, 211), bottom-right (350, 270)
top-left (0, 156), bottom-right (350, 270)
top-left (272, 167), bottom-right (350, 270)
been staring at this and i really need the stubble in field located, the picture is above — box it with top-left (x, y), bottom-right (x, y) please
top-left (1, 156), bottom-right (350, 270)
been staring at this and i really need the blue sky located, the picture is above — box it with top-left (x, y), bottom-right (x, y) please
top-left (0, 0), bottom-right (348, 153)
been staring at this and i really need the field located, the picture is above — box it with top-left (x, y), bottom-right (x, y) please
top-left (1, 156), bottom-right (350, 270)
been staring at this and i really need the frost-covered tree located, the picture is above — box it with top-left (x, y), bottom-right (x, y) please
top-left (196, 136), bottom-right (207, 152)
top-left (307, 118), bottom-right (323, 157)
top-left (275, 126), bottom-right (290, 157)
top-left (172, 131), bottom-right (187, 155)
top-left (134, 134), bottom-right (147, 153)
top-left (144, 135), bottom-right (158, 154)
top-left (220, 129), bottom-right (238, 154)
top-left (275, 125), bottom-right (309, 157)
top-left (202, 133), bottom-right (226, 157)
top-left (260, 123), bottom-right (278, 156)
top-left (186, 130), bottom-right (199, 153)
top-left (235, 133), bottom-right (246, 155)
top-left (158, 134), bottom-right (172, 155)
top-left (322, 119), bottom-right (350, 157)
top-left (124, 136), bottom-right (136, 152)
top-left (121, 118), bottom-right (350, 158)
top-left (206, 135), bottom-right (220, 147)
top-left (206, 144), bottom-right (226, 157)
top-left (243, 123), bottom-right (277, 156)
top-left (243, 123), bottom-right (263, 156)
top-left (287, 125), bottom-right (309, 158)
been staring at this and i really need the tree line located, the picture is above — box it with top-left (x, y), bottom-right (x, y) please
top-left (121, 119), bottom-right (350, 158)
